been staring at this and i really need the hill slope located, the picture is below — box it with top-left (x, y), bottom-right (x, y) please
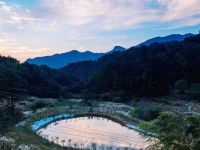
top-left (86, 34), bottom-right (200, 97)
top-left (137, 33), bottom-right (193, 47)
top-left (61, 51), bottom-right (123, 81)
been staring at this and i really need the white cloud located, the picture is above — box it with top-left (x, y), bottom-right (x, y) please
top-left (40, 0), bottom-right (160, 30)
top-left (0, 1), bottom-right (41, 29)
top-left (1, 0), bottom-right (200, 31)
top-left (156, 0), bottom-right (200, 26)
top-left (37, 0), bottom-right (200, 30)
top-left (0, 0), bottom-right (200, 61)
top-left (157, 0), bottom-right (200, 20)
top-left (1, 0), bottom-right (200, 32)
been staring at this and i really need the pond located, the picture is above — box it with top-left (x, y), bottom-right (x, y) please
top-left (37, 116), bottom-right (150, 150)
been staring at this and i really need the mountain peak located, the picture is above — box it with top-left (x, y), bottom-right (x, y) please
top-left (69, 50), bottom-right (80, 53)
top-left (109, 46), bottom-right (126, 53)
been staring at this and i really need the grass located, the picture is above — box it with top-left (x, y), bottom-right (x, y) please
top-left (6, 128), bottom-right (62, 150)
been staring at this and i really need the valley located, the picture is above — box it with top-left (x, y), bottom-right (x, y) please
top-left (1, 34), bottom-right (200, 150)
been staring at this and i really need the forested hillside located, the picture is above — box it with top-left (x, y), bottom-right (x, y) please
top-left (1, 34), bottom-right (200, 100)
top-left (0, 57), bottom-right (78, 99)
top-left (61, 51), bottom-right (123, 81)
top-left (85, 34), bottom-right (200, 98)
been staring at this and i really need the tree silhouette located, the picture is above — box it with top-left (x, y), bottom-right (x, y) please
top-left (61, 139), bottom-right (65, 147)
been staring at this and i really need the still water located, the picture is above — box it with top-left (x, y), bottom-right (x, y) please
top-left (37, 116), bottom-right (150, 150)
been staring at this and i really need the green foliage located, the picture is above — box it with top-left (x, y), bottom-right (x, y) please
top-left (112, 97), bottom-right (121, 102)
top-left (81, 89), bottom-right (93, 99)
top-left (31, 99), bottom-right (54, 110)
top-left (140, 112), bottom-right (200, 149)
top-left (174, 79), bottom-right (188, 94)
top-left (86, 34), bottom-right (200, 98)
top-left (100, 92), bottom-right (114, 101)
top-left (0, 56), bottom-right (26, 108)
top-left (131, 107), bottom-right (161, 121)
top-left (0, 140), bottom-right (14, 150)
top-left (0, 56), bottom-right (79, 100)
top-left (21, 63), bottom-right (78, 98)
top-left (190, 83), bottom-right (200, 91)
top-left (0, 107), bottom-right (23, 133)
top-left (62, 52), bottom-right (123, 81)
top-left (1, 34), bottom-right (200, 101)
top-left (187, 83), bottom-right (200, 99)
top-left (99, 91), bottom-right (129, 102)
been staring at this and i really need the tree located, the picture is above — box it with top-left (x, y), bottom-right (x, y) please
top-left (174, 79), bottom-right (188, 94)
top-left (131, 107), bottom-right (161, 121)
top-left (0, 57), bottom-right (26, 109)
top-left (140, 112), bottom-right (200, 149)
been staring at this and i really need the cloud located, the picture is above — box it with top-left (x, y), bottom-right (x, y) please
top-left (40, 0), bottom-right (160, 30)
top-left (1, 0), bottom-right (200, 31)
top-left (39, 0), bottom-right (200, 30)
top-left (157, 0), bottom-right (200, 20)
top-left (0, 36), bottom-right (50, 62)
top-left (156, 0), bottom-right (200, 26)
top-left (0, 0), bottom-right (200, 61)
top-left (0, 1), bottom-right (42, 30)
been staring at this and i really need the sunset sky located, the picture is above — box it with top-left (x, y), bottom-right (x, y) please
top-left (0, 0), bottom-right (200, 61)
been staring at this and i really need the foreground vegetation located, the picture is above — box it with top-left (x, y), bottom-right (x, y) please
top-left (0, 97), bottom-right (200, 150)
top-left (0, 99), bottom-right (136, 150)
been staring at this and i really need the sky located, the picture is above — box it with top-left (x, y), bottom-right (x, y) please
top-left (0, 0), bottom-right (200, 62)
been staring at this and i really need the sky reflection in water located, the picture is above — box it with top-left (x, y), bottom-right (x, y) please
top-left (37, 116), bottom-right (150, 150)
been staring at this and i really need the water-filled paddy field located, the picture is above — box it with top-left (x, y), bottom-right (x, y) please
top-left (36, 116), bottom-right (150, 150)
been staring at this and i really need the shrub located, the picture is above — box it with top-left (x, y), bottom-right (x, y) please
top-left (174, 79), bottom-right (188, 94)
top-left (31, 99), bottom-right (54, 110)
top-left (112, 97), bottom-right (121, 102)
top-left (187, 83), bottom-right (200, 99)
top-left (81, 89), bottom-right (93, 100)
top-left (0, 107), bottom-right (23, 133)
top-left (100, 92), bottom-right (114, 101)
top-left (140, 112), bottom-right (200, 149)
top-left (131, 107), bottom-right (161, 121)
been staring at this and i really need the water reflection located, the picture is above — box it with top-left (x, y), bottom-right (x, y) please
top-left (37, 116), bottom-right (150, 150)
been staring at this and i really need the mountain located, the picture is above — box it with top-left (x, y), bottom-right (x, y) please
top-left (26, 46), bottom-right (126, 69)
top-left (61, 34), bottom-right (196, 82)
top-left (61, 51), bottom-right (123, 81)
top-left (86, 34), bottom-right (200, 97)
top-left (26, 50), bottom-right (104, 69)
top-left (108, 46), bottom-right (126, 53)
top-left (137, 33), bottom-right (194, 47)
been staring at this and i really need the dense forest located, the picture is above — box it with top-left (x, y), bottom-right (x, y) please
top-left (86, 34), bottom-right (200, 98)
top-left (0, 57), bottom-right (78, 131)
top-left (1, 34), bottom-right (200, 101)
top-left (61, 50), bottom-right (123, 81)
top-left (0, 57), bottom-right (78, 99)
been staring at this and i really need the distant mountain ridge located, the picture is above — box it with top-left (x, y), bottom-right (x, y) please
top-left (137, 33), bottom-right (194, 47)
top-left (26, 46), bottom-right (126, 69)
top-left (26, 33), bottom-right (194, 69)
top-left (27, 50), bottom-right (104, 69)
